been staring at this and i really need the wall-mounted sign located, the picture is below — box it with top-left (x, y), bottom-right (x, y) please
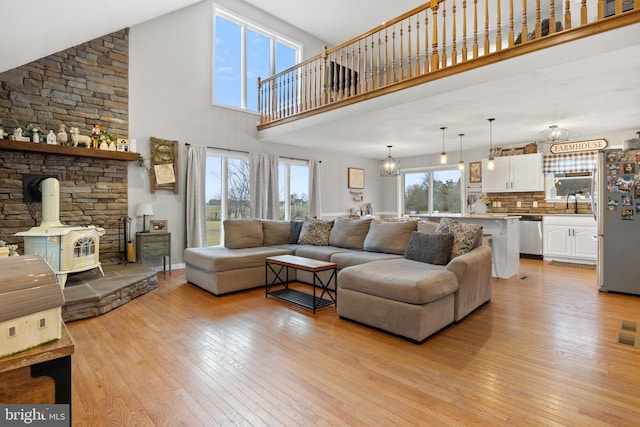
top-left (550, 139), bottom-right (608, 154)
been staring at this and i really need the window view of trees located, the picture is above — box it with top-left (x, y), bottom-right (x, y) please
top-left (279, 162), bottom-right (309, 220)
top-left (206, 155), bottom-right (251, 246)
top-left (205, 155), bottom-right (309, 246)
top-left (404, 169), bottom-right (462, 215)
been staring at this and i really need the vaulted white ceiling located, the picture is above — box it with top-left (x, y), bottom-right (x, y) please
top-left (2, 1), bottom-right (639, 159)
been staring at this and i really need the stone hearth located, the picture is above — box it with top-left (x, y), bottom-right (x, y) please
top-left (62, 263), bottom-right (158, 322)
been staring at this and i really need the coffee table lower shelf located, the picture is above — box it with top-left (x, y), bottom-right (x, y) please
top-left (268, 288), bottom-right (335, 311)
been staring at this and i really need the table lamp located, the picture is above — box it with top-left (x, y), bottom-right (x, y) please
top-left (136, 203), bottom-right (154, 232)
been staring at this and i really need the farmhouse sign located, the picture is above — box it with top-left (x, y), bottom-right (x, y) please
top-left (550, 139), bottom-right (608, 154)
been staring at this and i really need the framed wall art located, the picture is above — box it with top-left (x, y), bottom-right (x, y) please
top-left (150, 220), bottom-right (168, 232)
top-left (149, 136), bottom-right (179, 194)
top-left (348, 167), bottom-right (365, 189)
top-left (469, 162), bottom-right (482, 183)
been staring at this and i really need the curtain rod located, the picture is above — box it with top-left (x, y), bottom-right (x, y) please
top-left (185, 142), bottom-right (249, 155)
top-left (185, 143), bottom-right (320, 163)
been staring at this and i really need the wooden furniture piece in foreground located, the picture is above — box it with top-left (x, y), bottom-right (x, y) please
top-left (0, 323), bottom-right (74, 407)
top-left (266, 254), bottom-right (337, 313)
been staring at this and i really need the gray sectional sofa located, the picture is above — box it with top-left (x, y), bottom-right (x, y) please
top-left (184, 217), bottom-right (492, 342)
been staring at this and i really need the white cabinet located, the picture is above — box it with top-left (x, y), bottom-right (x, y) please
top-left (543, 216), bottom-right (597, 263)
top-left (482, 153), bottom-right (544, 193)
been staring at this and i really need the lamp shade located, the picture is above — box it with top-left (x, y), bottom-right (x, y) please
top-left (136, 203), bottom-right (154, 217)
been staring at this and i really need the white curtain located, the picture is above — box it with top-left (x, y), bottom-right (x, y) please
top-left (249, 152), bottom-right (279, 219)
top-left (308, 160), bottom-right (322, 218)
top-left (185, 145), bottom-right (208, 248)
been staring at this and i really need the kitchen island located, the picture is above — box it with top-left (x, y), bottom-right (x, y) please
top-left (414, 214), bottom-right (521, 279)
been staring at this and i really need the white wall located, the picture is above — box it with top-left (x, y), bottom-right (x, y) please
top-left (128, 0), bottom-right (382, 266)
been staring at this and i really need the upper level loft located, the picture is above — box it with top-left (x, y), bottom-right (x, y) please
top-left (257, 0), bottom-right (640, 132)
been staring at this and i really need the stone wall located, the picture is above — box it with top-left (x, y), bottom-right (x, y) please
top-left (0, 29), bottom-right (130, 264)
top-left (0, 29), bottom-right (128, 137)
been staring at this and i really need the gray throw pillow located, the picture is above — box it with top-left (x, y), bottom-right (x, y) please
top-left (435, 217), bottom-right (483, 258)
top-left (289, 221), bottom-right (304, 243)
top-left (363, 220), bottom-right (417, 254)
top-left (329, 217), bottom-right (373, 249)
top-left (223, 219), bottom-right (263, 248)
top-left (404, 231), bottom-right (455, 265)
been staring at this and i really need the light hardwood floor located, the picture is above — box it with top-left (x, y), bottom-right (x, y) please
top-left (68, 259), bottom-right (640, 426)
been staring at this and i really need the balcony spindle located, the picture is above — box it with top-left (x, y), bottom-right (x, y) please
top-left (496, 0), bottom-right (503, 50)
top-left (484, 0), bottom-right (491, 55)
top-left (357, 42), bottom-right (363, 93)
top-left (415, 16), bottom-right (421, 76)
top-left (351, 44), bottom-right (357, 96)
top-left (377, 32), bottom-right (383, 86)
top-left (535, 0), bottom-right (542, 39)
top-left (363, 40), bottom-right (369, 92)
top-left (565, 0), bottom-right (572, 29)
top-left (392, 27), bottom-right (397, 83)
top-left (550, 0), bottom-right (557, 35)
top-left (441, 2), bottom-right (448, 69)
top-left (431, 2), bottom-right (440, 70)
top-left (509, 0), bottom-right (515, 46)
top-left (452, 1), bottom-right (458, 65)
top-left (383, 28), bottom-right (389, 86)
top-left (399, 23), bottom-right (405, 80)
top-left (522, 0), bottom-right (529, 44)
top-left (462, 0), bottom-right (469, 60)
top-left (407, 22), bottom-right (413, 78)
top-left (473, 0), bottom-right (479, 57)
top-left (370, 37), bottom-right (375, 89)
top-left (581, 0), bottom-right (587, 25)
top-left (424, 11), bottom-right (430, 72)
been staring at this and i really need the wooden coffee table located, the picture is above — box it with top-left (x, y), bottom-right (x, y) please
top-left (265, 255), bottom-right (337, 313)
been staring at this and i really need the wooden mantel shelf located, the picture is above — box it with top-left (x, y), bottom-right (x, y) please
top-left (0, 139), bottom-right (139, 161)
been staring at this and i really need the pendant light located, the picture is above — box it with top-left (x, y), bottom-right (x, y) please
top-left (487, 118), bottom-right (495, 171)
top-left (440, 127), bottom-right (448, 164)
top-left (539, 124), bottom-right (569, 142)
top-left (457, 133), bottom-right (465, 171)
top-left (380, 145), bottom-right (400, 176)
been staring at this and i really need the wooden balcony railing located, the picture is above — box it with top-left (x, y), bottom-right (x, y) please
top-left (257, 0), bottom-right (640, 130)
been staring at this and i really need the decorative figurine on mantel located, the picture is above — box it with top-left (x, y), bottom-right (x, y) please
top-left (57, 124), bottom-right (68, 144)
top-left (69, 127), bottom-right (91, 147)
top-left (91, 123), bottom-right (100, 149)
top-left (46, 130), bottom-right (56, 144)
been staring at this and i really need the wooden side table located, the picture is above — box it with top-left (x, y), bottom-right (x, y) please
top-left (136, 232), bottom-right (171, 272)
top-left (0, 322), bottom-right (74, 411)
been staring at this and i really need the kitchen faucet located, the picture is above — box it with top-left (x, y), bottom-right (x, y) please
top-left (566, 193), bottom-right (578, 214)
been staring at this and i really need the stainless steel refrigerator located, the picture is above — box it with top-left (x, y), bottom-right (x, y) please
top-left (594, 147), bottom-right (640, 295)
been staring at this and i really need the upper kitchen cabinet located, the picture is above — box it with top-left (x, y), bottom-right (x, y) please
top-left (482, 153), bottom-right (544, 193)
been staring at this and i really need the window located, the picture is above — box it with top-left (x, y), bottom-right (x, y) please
top-left (205, 152), bottom-right (309, 245)
top-left (279, 160), bottom-right (309, 220)
top-left (545, 173), bottom-right (592, 201)
top-left (403, 168), bottom-right (462, 215)
top-left (205, 153), bottom-right (251, 246)
top-left (214, 9), bottom-right (301, 112)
